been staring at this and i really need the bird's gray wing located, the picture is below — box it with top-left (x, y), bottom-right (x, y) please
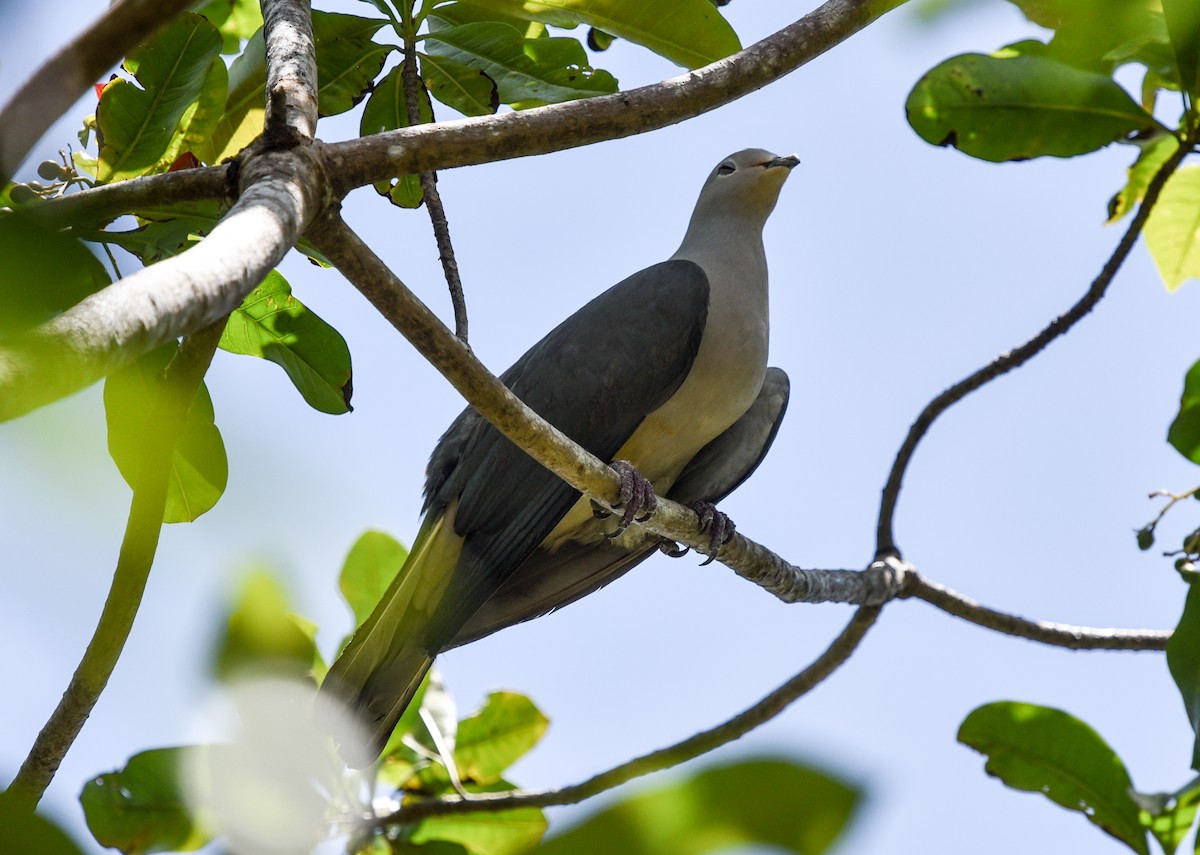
top-left (415, 259), bottom-right (711, 650)
top-left (445, 367), bottom-right (790, 649)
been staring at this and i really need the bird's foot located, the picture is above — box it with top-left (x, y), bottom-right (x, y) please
top-left (658, 501), bottom-right (736, 565)
top-left (602, 460), bottom-right (658, 537)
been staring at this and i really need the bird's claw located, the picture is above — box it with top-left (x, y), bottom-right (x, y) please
top-left (604, 460), bottom-right (657, 538)
top-left (689, 500), bottom-right (735, 566)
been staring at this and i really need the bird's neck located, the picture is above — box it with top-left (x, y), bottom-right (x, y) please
top-left (670, 213), bottom-right (769, 287)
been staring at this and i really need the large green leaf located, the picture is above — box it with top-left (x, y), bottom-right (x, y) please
top-left (160, 55), bottom-right (229, 169)
top-left (1169, 357), bottom-right (1200, 463)
top-left (195, 0), bottom-right (264, 53)
top-left (906, 52), bottom-right (1157, 162)
top-left (423, 22), bottom-right (617, 106)
top-left (958, 701), bottom-right (1148, 855)
top-left (104, 344), bottom-right (228, 524)
top-left (1146, 166), bottom-right (1200, 291)
top-left (455, 692), bottom-right (548, 785)
top-left (310, 11), bottom-right (392, 116)
top-left (208, 28), bottom-right (266, 164)
top-left (96, 13), bottom-right (223, 182)
top-left (1169, 573), bottom-right (1200, 771)
top-left (1005, 0), bottom-right (1172, 76)
top-left (1107, 132), bottom-right (1179, 223)
top-left (360, 61), bottom-right (434, 207)
top-left (80, 748), bottom-right (210, 854)
top-left (447, 0), bottom-right (740, 68)
top-left (1163, 0), bottom-right (1200, 98)
top-left (339, 529), bottom-right (409, 624)
top-left (537, 757), bottom-right (860, 855)
top-left (212, 570), bottom-right (319, 682)
top-left (218, 270), bottom-right (353, 414)
top-left (0, 213), bottom-right (110, 340)
top-left (422, 51), bottom-right (500, 116)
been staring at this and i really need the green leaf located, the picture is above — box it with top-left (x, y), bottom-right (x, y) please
top-left (0, 213), bottom-right (110, 340)
top-left (409, 779), bottom-right (547, 855)
top-left (1169, 573), bottom-right (1200, 769)
top-left (1170, 358), bottom-right (1200, 463)
top-left (423, 22), bottom-right (617, 106)
top-left (208, 28), bottom-right (266, 164)
top-left (340, 529), bottom-right (409, 624)
top-left (195, 0), bottom-right (264, 53)
top-left (104, 343), bottom-right (228, 523)
top-left (0, 793), bottom-right (86, 855)
top-left (958, 701), bottom-right (1148, 855)
top-left (1146, 166), bottom-right (1200, 291)
top-left (1133, 779), bottom-right (1200, 855)
top-left (1004, 0), bottom-right (1172, 76)
top-left (1161, 0), bottom-right (1200, 98)
top-left (218, 270), bottom-right (353, 414)
top-left (96, 13), bottom-right (223, 182)
top-left (212, 570), bottom-right (319, 682)
top-left (1107, 132), bottom-right (1179, 223)
top-left (906, 52), bottom-right (1157, 162)
top-left (87, 200), bottom-right (228, 263)
top-left (422, 51), bottom-right (500, 116)
top-left (169, 57), bottom-right (229, 168)
top-left (310, 10), bottom-right (392, 116)
top-left (431, 2), bottom-right (544, 33)
top-left (80, 748), bottom-right (210, 854)
top-left (455, 692), bottom-right (548, 785)
top-left (537, 757), bottom-right (860, 855)
top-left (445, 0), bottom-right (740, 68)
top-left (360, 62), bottom-right (433, 207)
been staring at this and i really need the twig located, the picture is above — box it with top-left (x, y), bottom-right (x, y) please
top-left (261, 0), bottom-right (319, 147)
top-left (372, 605), bottom-right (879, 825)
top-left (4, 319), bottom-right (227, 812)
top-left (900, 571), bottom-right (1169, 650)
top-left (306, 212), bottom-right (899, 604)
top-left (399, 28), bottom-right (469, 342)
top-left (875, 135), bottom-right (1193, 558)
top-left (0, 0), bottom-right (196, 183)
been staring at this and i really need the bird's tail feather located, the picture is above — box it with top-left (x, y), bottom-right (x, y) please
top-left (317, 507), bottom-right (464, 767)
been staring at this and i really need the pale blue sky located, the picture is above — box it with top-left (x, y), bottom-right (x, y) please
top-left (3, 1), bottom-right (1199, 853)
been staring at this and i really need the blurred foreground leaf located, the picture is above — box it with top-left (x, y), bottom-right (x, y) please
top-left (1168, 573), bottom-right (1200, 770)
top-left (0, 793), bottom-right (86, 855)
top-left (537, 757), bottom-right (860, 855)
top-left (1145, 166), bottom-right (1200, 291)
top-left (213, 570), bottom-right (321, 682)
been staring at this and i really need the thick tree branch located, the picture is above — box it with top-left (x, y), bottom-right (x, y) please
top-left (0, 146), bottom-right (326, 422)
top-left (901, 571), bottom-right (1170, 650)
top-left (372, 606), bottom-right (880, 826)
top-left (262, 0), bottom-right (319, 146)
top-left (307, 212), bottom-right (898, 605)
top-left (875, 135), bottom-right (1194, 558)
top-left (0, 0), bottom-right (196, 183)
top-left (317, 0), bottom-right (903, 194)
top-left (22, 0), bottom-right (899, 232)
top-left (5, 320), bottom-right (226, 812)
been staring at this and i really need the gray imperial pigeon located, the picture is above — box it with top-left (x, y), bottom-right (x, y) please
top-left (319, 148), bottom-right (799, 766)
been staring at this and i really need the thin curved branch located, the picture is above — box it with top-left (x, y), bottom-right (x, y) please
top-left (262, 0), bottom-right (319, 146)
top-left (875, 135), bottom-right (1194, 558)
top-left (0, 146), bottom-right (326, 422)
top-left (901, 571), bottom-right (1170, 650)
top-left (0, 0), bottom-right (196, 183)
top-left (5, 319), bottom-right (226, 812)
top-left (374, 605), bottom-right (880, 826)
top-left (306, 212), bottom-right (900, 605)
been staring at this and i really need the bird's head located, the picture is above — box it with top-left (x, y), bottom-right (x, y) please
top-left (692, 148), bottom-right (800, 227)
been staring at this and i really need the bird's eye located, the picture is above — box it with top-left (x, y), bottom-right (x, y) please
top-left (717, 161), bottom-right (736, 176)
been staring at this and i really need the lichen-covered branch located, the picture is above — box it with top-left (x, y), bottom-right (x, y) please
top-left (262, 0), bottom-right (319, 146)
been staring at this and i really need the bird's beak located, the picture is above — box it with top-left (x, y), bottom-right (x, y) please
top-left (765, 154), bottom-right (800, 170)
